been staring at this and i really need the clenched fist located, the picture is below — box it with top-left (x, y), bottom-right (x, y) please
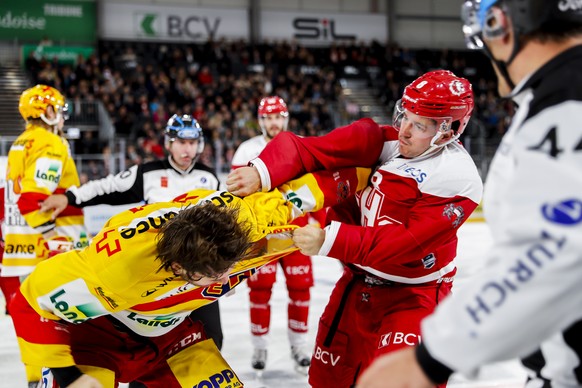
top-left (226, 166), bottom-right (261, 196)
top-left (292, 225), bottom-right (325, 256)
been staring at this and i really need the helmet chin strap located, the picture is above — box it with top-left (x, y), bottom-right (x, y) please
top-left (40, 112), bottom-right (60, 126)
top-left (40, 112), bottom-right (63, 135)
top-left (483, 43), bottom-right (517, 92)
top-left (404, 125), bottom-right (460, 160)
top-left (428, 120), bottom-right (460, 148)
top-left (413, 132), bottom-right (445, 159)
top-left (429, 131), bottom-right (460, 148)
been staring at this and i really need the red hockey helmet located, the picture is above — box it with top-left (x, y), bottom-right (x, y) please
top-left (398, 70), bottom-right (474, 136)
top-left (258, 96), bottom-right (289, 118)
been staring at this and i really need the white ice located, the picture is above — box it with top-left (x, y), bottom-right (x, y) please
top-left (0, 222), bottom-right (527, 387)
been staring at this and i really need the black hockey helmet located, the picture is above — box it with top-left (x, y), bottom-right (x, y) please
top-left (462, 0), bottom-right (582, 50)
top-left (165, 114), bottom-right (205, 156)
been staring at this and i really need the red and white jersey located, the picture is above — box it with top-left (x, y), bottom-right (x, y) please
top-left (230, 135), bottom-right (268, 169)
top-left (251, 118), bottom-right (483, 283)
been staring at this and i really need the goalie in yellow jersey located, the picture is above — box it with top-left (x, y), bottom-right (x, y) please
top-left (10, 167), bottom-right (370, 388)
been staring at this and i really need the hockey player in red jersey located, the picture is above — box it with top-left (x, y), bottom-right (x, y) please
top-left (231, 96), bottom-right (322, 372)
top-left (358, 1), bottom-right (582, 387)
top-left (227, 70), bottom-right (483, 387)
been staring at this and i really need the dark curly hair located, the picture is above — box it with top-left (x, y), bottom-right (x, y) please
top-left (156, 202), bottom-right (253, 278)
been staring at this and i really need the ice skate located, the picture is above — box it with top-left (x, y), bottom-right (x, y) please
top-left (291, 345), bottom-right (311, 375)
top-left (252, 348), bottom-right (268, 378)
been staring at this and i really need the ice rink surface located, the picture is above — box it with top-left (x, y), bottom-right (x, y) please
top-left (0, 222), bottom-right (527, 387)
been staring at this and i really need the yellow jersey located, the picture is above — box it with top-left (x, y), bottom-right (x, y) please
top-left (3, 124), bottom-right (88, 276)
top-left (14, 167), bottom-right (370, 368)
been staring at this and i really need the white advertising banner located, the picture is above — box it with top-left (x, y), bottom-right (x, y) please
top-left (100, 3), bottom-right (248, 42)
top-left (260, 10), bottom-right (387, 46)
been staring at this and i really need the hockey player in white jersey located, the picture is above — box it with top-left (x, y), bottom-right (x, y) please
top-left (357, 1), bottom-right (582, 387)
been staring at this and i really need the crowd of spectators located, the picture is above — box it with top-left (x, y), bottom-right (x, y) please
top-left (26, 39), bottom-right (512, 180)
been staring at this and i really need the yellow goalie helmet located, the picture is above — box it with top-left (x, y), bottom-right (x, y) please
top-left (19, 84), bottom-right (68, 126)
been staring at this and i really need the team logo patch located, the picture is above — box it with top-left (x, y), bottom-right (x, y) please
top-left (379, 332), bottom-right (421, 348)
top-left (421, 253), bottom-right (436, 269)
top-left (34, 157), bottom-right (63, 191)
top-left (542, 198), bottom-right (582, 225)
top-left (337, 181), bottom-right (349, 202)
top-left (442, 203), bottom-right (465, 228)
top-left (449, 80), bottom-right (466, 96)
top-left (378, 333), bottom-right (392, 349)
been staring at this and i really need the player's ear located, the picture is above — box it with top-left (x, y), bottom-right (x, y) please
top-left (435, 130), bottom-right (454, 146)
top-left (45, 104), bottom-right (56, 119)
top-left (170, 262), bottom-right (183, 274)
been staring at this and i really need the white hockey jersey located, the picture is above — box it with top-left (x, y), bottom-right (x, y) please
top-left (230, 135), bottom-right (268, 169)
top-left (66, 158), bottom-right (219, 206)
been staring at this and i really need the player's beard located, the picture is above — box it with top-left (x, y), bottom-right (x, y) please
top-left (265, 126), bottom-right (282, 140)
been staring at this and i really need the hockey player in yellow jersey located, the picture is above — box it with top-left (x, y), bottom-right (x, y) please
top-left (3, 84), bottom-right (89, 386)
top-left (10, 167), bottom-right (370, 388)
top-left (3, 84), bottom-right (88, 277)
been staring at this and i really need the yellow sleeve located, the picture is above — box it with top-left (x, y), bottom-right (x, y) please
top-left (10, 126), bottom-right (77, 228)
top-left (243, 166), bottom-right (371, 234)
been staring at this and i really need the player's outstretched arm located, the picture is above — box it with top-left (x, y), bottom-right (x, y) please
top-left (39, 194), bottom-right (69, 220)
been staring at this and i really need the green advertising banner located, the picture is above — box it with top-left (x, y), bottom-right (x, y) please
top-left (0, 1), bottom-right (96, 44)
top-left (22, 44), bottom-right (94, 65)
